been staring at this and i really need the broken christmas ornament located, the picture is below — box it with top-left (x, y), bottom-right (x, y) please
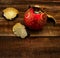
top-left (24, 5), bottom-right (56, 30)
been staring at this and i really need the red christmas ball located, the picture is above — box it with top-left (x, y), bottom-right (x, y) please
top-left (24, 7), bottom-right (47, 30)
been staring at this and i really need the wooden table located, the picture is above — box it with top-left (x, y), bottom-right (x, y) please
top-left (0, 0), bottom-right (60, 58)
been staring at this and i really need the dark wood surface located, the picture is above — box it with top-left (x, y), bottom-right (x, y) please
top-left (0, 37), bottom-right (60, 58)
top-left (0, 0), bottom-right (60, 58)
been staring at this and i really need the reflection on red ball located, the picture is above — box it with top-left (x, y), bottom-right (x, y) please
top-left (24, 8), bottom-right (47, 30)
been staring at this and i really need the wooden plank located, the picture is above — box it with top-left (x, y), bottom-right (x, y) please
top-left (0, 4), bottom-right (60, 37)
top-left (0, 5), bottom-right (60, 19)
top-left (0, 37), bottom-right (60, 58)
top-left (0, 17), bottom-right (60, 37)
top-left (0, 37), bottom-right (60, 51)
top-left (0, 0), bottom-right (60, 5)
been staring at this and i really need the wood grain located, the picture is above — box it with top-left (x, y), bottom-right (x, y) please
top-left (0, 0), bottom-right (60, 4)
top-left (0, 4), bottom-right (60, 18)
top-left (0, 17), bottom-right (60, 37)
top-left (0, 0), bottom-right (60, 58)
top-left (0, 37), bottom-right (60, 58)
top-left (0, 4), bottom-right (60, 36)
